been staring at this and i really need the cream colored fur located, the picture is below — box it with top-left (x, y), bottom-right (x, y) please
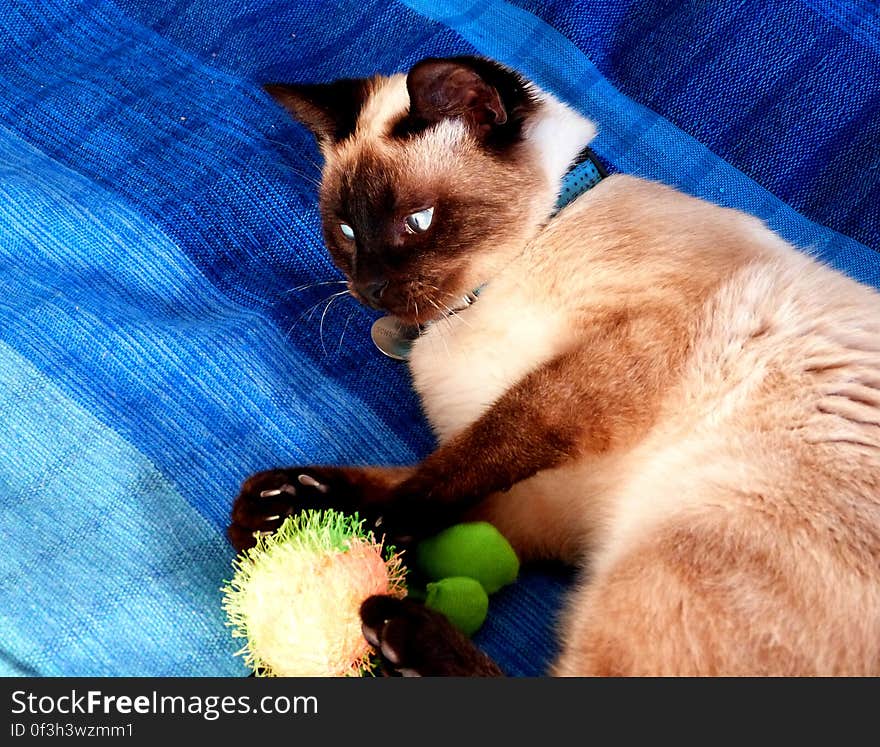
top-left (336, 73), bottom-right (880, 675)
top-left (432, 178), bottom-right (880, 674)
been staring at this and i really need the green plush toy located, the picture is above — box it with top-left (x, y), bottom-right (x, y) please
top-left (424, 577), bottom-right (489, 637)
top-left (416, 521), bottom-right (520, 636)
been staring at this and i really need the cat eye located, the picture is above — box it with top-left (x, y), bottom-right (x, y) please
top-left (405, 206), bottom-right (434, 234)
top-left (339, 223), bottom-right (355, 240)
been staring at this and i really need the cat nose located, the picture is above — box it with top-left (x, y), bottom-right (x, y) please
top-left (359, 280), bottom-right (389, 308)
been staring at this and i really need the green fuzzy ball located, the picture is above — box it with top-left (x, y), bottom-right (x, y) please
top-left (416, 521), bottom-right (519, 594)
top-left (424, 576), bottom-right (489, 636)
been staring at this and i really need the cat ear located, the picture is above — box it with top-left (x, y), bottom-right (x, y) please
top-left (263, 79), bottom-right (370, 145)
top-left (405, 58), bottom-right (509, 139)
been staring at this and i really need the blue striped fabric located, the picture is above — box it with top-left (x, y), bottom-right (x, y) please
top-left (505, 0), bottom-right (880, 251)
top-left (0, 0), bottom-right (877, 676)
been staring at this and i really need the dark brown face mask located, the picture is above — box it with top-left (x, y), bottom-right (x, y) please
top-left (368, 147), bottom-right (606, 362)
top-left (264, 56), bottom-right (603, 356)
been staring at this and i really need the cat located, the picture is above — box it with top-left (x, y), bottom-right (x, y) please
top-left (229, 56), bottom-right (880, 676)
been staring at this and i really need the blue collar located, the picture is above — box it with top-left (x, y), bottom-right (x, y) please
top-left (555, 146), bottom-right (607, 213)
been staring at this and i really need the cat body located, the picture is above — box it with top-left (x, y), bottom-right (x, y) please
top-left (231, 57), bottom-right (880, 675)
top-left (415, 174), bottom-right (880, 674)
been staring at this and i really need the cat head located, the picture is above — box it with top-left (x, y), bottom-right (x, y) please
top-left (266, 56), bottom-right (595, 324)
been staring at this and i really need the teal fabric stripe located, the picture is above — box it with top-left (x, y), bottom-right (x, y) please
top-left (0, 341), bottom-right (245, 677)
top-left (0, 124), bottom-right (413, 531)
top-left (0, 124), bottom-right (417, 675)
top-left (400, 0), bottom-right (880, 288)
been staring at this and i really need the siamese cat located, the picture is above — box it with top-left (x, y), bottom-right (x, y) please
top-left (229, 56), bottom-right (880, 676)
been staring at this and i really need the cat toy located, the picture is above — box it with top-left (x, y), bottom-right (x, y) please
top-left (222, 509), bottom-right (519, 676)
top-left (414, 520), bottom-right (520, 635)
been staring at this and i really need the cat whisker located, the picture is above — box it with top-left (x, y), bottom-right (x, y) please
top-left (276, 168), bottom-right (323, 191)
top-left (264, 151), bottom-right (324, 187)
top-left (437, 296), bottom-right (474, 329)
top-left (283, 279), bottom-right (348, 296)
top-left (425, 297), bottom-right (452, 360)
top-left (441, 309), bottom-right (460, 343)
top-left (308, 289), bottom-right (346, 324)
top-left (285, 290), bottom-right (347, 341)
top-left (272, 154), bottom-right (320, 174)
top-left (430, 289), bottom-right (466, 340)
top-left (318, 291), bottom-right (349, 355)
top-left (336, 307), bottom-right (358, 354)
top-left (265, 137), bottom-right (298, 153)
top-left (264, 138), bottom-right (324, 170)
top-left (414, 282), bottom-right (475, 328)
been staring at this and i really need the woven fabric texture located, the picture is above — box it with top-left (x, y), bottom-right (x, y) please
top-left (0, 0), bottom-right (877, 676)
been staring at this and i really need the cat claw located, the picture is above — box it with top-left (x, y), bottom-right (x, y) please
top-left (259, 484), bottom-right (297, 498)
top-left (297, 473), bottom-right (329, 493)
top-left (256, 474), bottom-right (328, 498)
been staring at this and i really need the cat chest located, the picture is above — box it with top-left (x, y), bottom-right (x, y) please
top-left (407, 294), bottom-right (570, 442)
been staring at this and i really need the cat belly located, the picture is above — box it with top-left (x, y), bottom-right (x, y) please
top-left (407, 287), bottom-right (570, 442)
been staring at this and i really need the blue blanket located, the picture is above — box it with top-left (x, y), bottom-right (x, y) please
top-left (0, 0), bottom-right (877, 676)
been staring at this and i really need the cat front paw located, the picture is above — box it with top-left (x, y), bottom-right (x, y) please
top-left (228, 467), bottom-right (358, 552)
top-left (360, 595), bottom-right (502, 677)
